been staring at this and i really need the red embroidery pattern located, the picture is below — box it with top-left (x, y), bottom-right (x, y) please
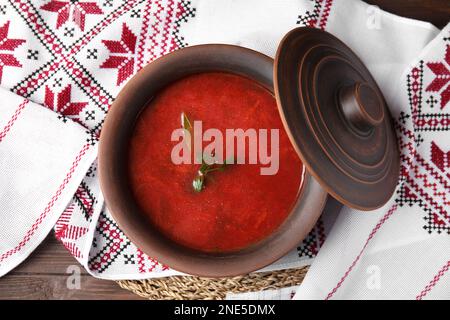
top-left (431, 141), bottom-right (450, 175)
top-left (44, 84), bottom-right (88, 121)
top-left (12, 0), bottom-right (141, 105)
top-left (135, 0), bottom-right (154, 71)
top-left (73, 182), bottom-right (95, 219)
top-left (54, 205), bottom-right (73, 236)
top-left (0, 21), bottom-right (26, 83)
top-left (297, 0), bottom-right (334, 30)
top-left (0, 99), bottom-right (29, 143)
top-left (40, 0), bottom-right (103, 31)
top-left (136, 248), bottom-right (159, 274)
top-left (317, 0), bottom-right (333, 30)
top-left (401, 56), bottom-right (450, 235)
top-left (416, 259), bottom-right (450, 300)
top-left (425, 45), bottom-right (450, 109)
top-left (325, 204), bottom-right (399, 300)
top-left (88, 212), bottom-right (131, 273)
top-left (100, 23), bottom-right (137, 85)
top-left (396, 128), bottom-right (450, 224)
top-left (54, 181), bottom-right (94, 259)
top-left (297, 218), bottom-right (326, 258)
top-left (146, 0), bottom-right (179, 62)
top-left (55, 223), bottom-right (89, 258)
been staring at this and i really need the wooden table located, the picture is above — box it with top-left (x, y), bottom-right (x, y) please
top-left (365, 0), bottom-right (448, 29)
top-left (0, 236), bottom-right (143, 299)
top-left (0, 0), bottom-right (448, 300)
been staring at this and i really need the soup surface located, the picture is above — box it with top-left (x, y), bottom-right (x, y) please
top-left (128, 72), bottom-right (303, 252)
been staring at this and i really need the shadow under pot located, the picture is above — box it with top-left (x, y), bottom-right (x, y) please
top-left (98, 27), bottom-right (400, 277)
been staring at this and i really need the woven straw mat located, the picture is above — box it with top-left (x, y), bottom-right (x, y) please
top-left (117, 266), bottom-right (308, 300)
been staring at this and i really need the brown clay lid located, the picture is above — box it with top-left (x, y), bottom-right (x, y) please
top-left (274, 27), bottom-right (400, 210)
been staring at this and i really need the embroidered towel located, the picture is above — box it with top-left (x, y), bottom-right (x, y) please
top-left (294, 23), bottom-right (450, 300)
top-left (0, 0), bottom-right (448, 300)
top-left (0, 87), bottom-right (97, 277)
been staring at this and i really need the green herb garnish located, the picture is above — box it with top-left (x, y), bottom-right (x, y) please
top-left (192, 158), bottom-right (231, 193)
top-left (192, 175), bottom-right (205, 192)
top-left (181, 111), bottom-right (192, 133)
top-left (181, 111), bottom-right (193, 152)
top-left (181, 112), bottom-right (233, 193)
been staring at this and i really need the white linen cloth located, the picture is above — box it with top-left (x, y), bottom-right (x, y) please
top-left (0, 87), bottom-right (97, 277)
top-left (0, 0), bottom-right (448, 299)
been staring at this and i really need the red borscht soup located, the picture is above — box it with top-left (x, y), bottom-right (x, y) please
top-left (128, 72), bottom-right (304, 253)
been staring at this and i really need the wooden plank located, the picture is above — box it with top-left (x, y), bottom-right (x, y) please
top-left (366, 0), bottom-right (449, 28)
top-left (11, 235), bottom-right (89, 275)
top-left (0, 274), bottom-right (144, 300)
top-left (0, 234), bottom-right (143, 299)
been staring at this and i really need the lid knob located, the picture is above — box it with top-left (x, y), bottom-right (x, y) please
top-left (338, 82), bottom-right (385, 133)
